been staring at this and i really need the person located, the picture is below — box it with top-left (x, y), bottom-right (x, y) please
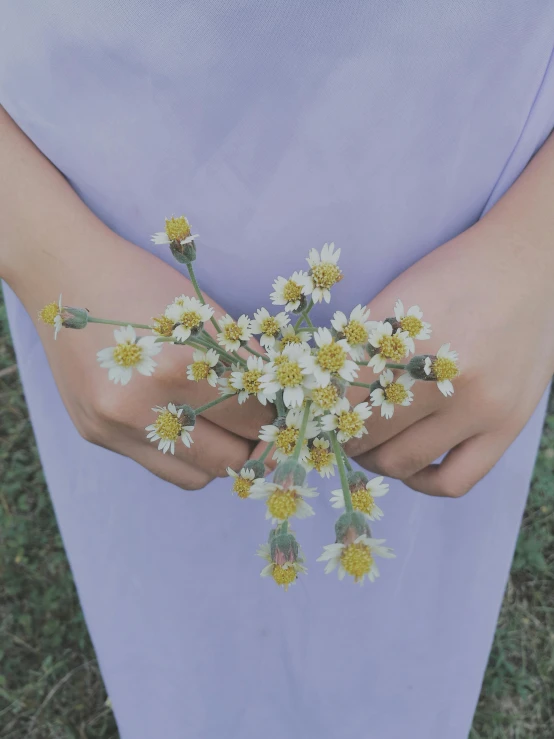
top-left (1, 2), bottom-right (553, 737)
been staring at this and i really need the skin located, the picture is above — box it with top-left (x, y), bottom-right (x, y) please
top-left (2, 106), bottom-right (553, 496)
top-left (0, 107), bottom-right (275, 490)
top-left (344, 131), bottom-right (554, 497)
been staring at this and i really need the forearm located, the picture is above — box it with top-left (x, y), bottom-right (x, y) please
top-left (0, 106), bottom-right (133, 312)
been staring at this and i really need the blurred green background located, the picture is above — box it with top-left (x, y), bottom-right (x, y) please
top-left (1, 289), bottom-right (553, 739)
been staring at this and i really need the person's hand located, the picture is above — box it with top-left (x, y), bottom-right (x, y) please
top-left (24, 229), bottom-right (276, 491)
top-left (345, 136), bottom-right (554, 497)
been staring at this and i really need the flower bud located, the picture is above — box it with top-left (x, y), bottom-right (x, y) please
top-left (346, 470), bottom-right (369, 492)
top-left (179, 404), bottom-right (197, 428)
top-left (61, 306), bottom-right (89, 330)
top-left (331, 377), bottom-right (348, 398)
top-left (243, 458), bottom-right (266, 479)
top-left (384, 316), bottom-right (401, 332)
top-left (334, 510), bottom-right (372, 545)
top-left (273, 459), bottom-right (307, 488)
top-left (273, 415), bottom-right (288, 430)
top-left (407, 355), bottom-right (434, 381)
top-left (170, 239), bottom-right (197, 264)
top-left (214, 361), bottom-right (227, 377)
top-left (269, 527), bottom-right (300, 564)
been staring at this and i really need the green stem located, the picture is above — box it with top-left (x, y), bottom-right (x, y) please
top-left (194, 333), bottom-right (242, 366)
top-left (258, 442), bottom-right (274, 464)
top-left (243, 345), bottom-right (268, 361)
top-left (88, 316), bottom-right (152, 330)
top-left (279, 520), bottom-right (289, 535)
top-left (329, 431), bottom-right (353, 512)
top-left (385, 363), bottom-right (407, 370)
top-left (294, 298), bottom-right (314, 329)
top-left (275, 391), bottom-right (286, 417)
top-left (341, 448), bottom-right (353, 472)
top-left (302, 312), bottom-right (314, 328)
top-left (350, 381), bottom-right (373, 389)
top-left (189, 395), bottom-right (230, 415)
top-left (186, 262), bottom-right (221, 333)
top-left (292, 400), bottom-right (312, 462)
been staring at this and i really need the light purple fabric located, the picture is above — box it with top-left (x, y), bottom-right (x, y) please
top-left (2, 2), bottom-right (554, 737)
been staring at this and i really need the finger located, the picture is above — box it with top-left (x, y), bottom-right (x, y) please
top-left (250, 440), bottom-right (278, 474)
top-left (344, 379), bottom-right (439, 457)
top-left (353, 411), bottom-right (473, 480)
top-left (171, 415), bottom-right (252, 478)
top-left (402, 430), bottom-right (512, 497)
top-left (126, 439), bottom-right (215, 491)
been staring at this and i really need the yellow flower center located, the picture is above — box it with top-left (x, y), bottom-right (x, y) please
top-left (433, 357), bottom-right (458, 382)
top-left (165, 216), bottom-right (191, 242)
top-left (384, 382), bottom-right (408, 405)
top-left (344, 320), bottom-right (368, 346)
top-left (379, 334), bottom-right (407, 362)
top-left (312, 384), bottom-right (339, 410)
top-left (350, 488), bottom-right (375, 515)
top-left (272, 564), bottom-right (297, 588)
top-left (232, 476), bottom-right (252, 499)
top-left (317, 342), bottom-right (346, 373)
top-left (281, 334), bottom-right (302, 346)
top-left (38, 302), bottom-right (60, 326)
top-left (337, 410), bottom-right (364, 439)
top-left (260, 316), bottom-right (281, 336)
top-left (190, 361), bottom-right (211, 381)
top-left (276, 427), bottom-right (300, 456)
top-left (112, 342), bottom-right (143, 367)
top-left (151, 315), bottom-right (174, 337)
top-left (153, 409), bottom-right (182, 441)
top-left (223, 322), bottom-right (243, 342)
top-left (242, 369), bottom-right (262, 394)
top-left (267, 489), bottom-right (298, 520)
top-left (400, 315), bottom-right (423, 337)
top-left (311, 263), bottom-right (342, 290)
top-left (179, 310), bottom-right (202, 330)
top-left (340, 542), bottom-right (374, 582)
top-left (275, 359), bottom-right (303, 388)
top-left (308, 445), bottom-right (333, 472)
top-left (283, 280), bottom-right (303, 303)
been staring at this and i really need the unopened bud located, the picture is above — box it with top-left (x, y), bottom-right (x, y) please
top-left (384, 316), bottom-right (401, 332)
top-left (273, 459), bottom-right (306, 488)
top-left (346, 470), bottom-right (369, 492)
top-left (61, 306), bottom-right (89, 330)
top-left (179, 404), bottom-right (196, 428)
top-left (244, 458), bottom-right (265, 479)
top-left (269, 528), bottom-right (300, 564)
top-left (335, 510), bottom-right (371, 544)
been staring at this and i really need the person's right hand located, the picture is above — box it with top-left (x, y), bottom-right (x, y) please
top-left (19, 225), bottom-right (276, 490)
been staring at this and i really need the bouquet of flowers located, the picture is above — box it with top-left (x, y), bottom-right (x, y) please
top-left (39, 216), bottom-right (460, 590)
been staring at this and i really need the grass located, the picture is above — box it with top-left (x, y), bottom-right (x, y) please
top-left (0, 288), bottom-right (553, 738)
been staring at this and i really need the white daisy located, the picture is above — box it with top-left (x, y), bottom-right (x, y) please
top-left (249, 480), bottom-right (318, 523)
top-left (97, 325), bottom-right (161, 385)
top-left (38, 294), bottom-right (64, 339)
top-left (260, 343), bottom-right (313, 408)
top-left (368, 321), bottom-right (415, 374)
top-left (257, 543), bottom-right (307, 591)
top-left (231, 355), bottom-right (274, 405)
top-left (299, 327), bottom-right (358, 387)
top-left (319, 397), bottom-right (372, 443)
top-left (370, 369), bottom-right (415, 418)
top-left (186, 348), bottom-right (220, 387)
top-left (273, 325), bottom-right (312, 353)
top-left (424, 343), bottom-right (460, 397)
top-left (317, 535), bottom-right (395, 584)
top-left (151, 215), bottom-right (198, 245)
top-left (331, 304), bottom-right (372, 360)
top-left (303, 437), bottom-right (336, 478)
top-left (145, 403), bottom-right (194, 454)
top-left (394, 300), bottom-right (432, 340)
top-left (165, 296), bottom-right (214, 343)
top-left (330, 476), bottom-right (389, 520)
top-left (304, 242), bottom-right (343, 303)
top-left (250, 307), bottom-right (290, 349)
top-left (227, 466), bottom-right (265, 499)
top-left (270, 271), bottom-right (310, 311)
top-left (259, 407), bottom-right (319, 463)
top-left (217, 314), bottom-right (252, 352)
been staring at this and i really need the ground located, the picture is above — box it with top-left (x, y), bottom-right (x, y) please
top-left (0, 291), bottom-right (552, 738)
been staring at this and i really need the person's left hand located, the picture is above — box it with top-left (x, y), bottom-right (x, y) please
top-left (344, 137), bottom-right (554, 497)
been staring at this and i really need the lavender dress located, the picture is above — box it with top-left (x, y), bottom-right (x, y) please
top-left (2, 2), bottom-right (554, 737)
